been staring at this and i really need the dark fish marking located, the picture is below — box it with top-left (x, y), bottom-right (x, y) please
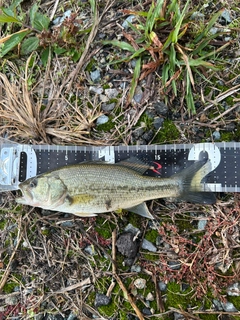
top-left (65, 194), bottom-right (73, 205)
top-left (105, 198), bottom-right (112, 210)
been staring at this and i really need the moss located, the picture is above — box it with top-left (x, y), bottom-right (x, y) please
top-left (97, 116), bottom-right (115, 132)
top-left (85, 58), bottom-right (97, 72)
top-left (165, 282), bottom-right (193, 310)
top-left (174, 213), bottom-right (193, 233)
top-left (145, 229), bottom-right (158, 243)
top-left (153, 120), bottom-right (180, 143)
top-left (95, 216), bottom-right (114, 239)
top-left (0, 219), bottom-right (6, 230)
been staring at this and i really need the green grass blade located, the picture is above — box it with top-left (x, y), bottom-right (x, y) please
top-left (171, 0), bottom-right (190, 43)
top-left (193, 9), bottom-right (224, 43)
top-left (128, 57), bottom-right (141, 103)
top-left (102, 40), bottom-right (136, 53)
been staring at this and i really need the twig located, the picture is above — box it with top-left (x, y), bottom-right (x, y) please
top-left (50, 0), bottom-right (60, 21)
top-left (111, 230), bottom-right (145, 320)
top-left (0, 217), bottom-right (23, 291)
top-left (202, 83), bottom-right (240, 113)
top-left (210, 102), bottom-right (240, 123)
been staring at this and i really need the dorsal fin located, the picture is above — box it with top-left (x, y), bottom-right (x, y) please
top-left (115, 157), bottom-right (153, 175)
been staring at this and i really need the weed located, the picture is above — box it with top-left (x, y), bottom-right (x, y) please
top-left (103, 0), bottom-right (231, 113)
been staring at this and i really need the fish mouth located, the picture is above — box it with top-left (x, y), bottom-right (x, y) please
top-left (16, 184), bottom-right (33, 204)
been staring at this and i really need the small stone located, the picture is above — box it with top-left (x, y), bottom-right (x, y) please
top-left (105, 88), bottom-right (118, 99)
top-left (84, 245), bottom-right (95, 256)
top-left (116, 232), bottom-right (140, 258)
top-left (168, 260), bottom-right (181, 270)
top-left (219, 9), bottom-right (232, 25)
top-left (153, 101), bottom-right (168, 116)
top-left (142, 307), bottom-right (152, 315)
top-left (141, 239), bottom-right (157, 252)
top-left (213, 299), bottom-right (223, 310)
top-left (53, 10), bottom-right (72, 25)
top-left (134, 278), bottom-right (146, 289)
top-left (133, 86), bottom-right (143, 103)
top-left (60, 221), bottom-right (74, 228)
top-left (158, 281), bottom-right (167, 291)
top-left (131, 265), bottom-right (141, 273)
top-left (90, 69), bottom-right (101, 82)
top-left (96, 115), bottom-right (109, 126)
top-left (146, 292), bottom-right (154, 301)
top-left (133, 127), bottom-right (145, 139)
top-left (227, 282), bottom-right (240, 296)
top-left (101, 103), bottom-right (116, 112)
top-left (124, 223), bottom-right (140, 235)
top-left (122, 15), bottom-right (135, 29)
top-left (67, 312), bottom-right (78, 320)
top-left (5, 296), bottom-right (18, 305)
top-left (94, 293), bottom-right (111, 308)
top-left (89, 86), bottom-right (103, 94)
top-left (174, 312), bottom-right (185, 320)
top-left (142, 130), bottom-right (154, 142)
top-left (222, 301), bottom-right (238, 312)
top-left (153, 117), bottom-right (164, 130)
top-left (213, 130), bottom-right (221, 141)
top-left (99, 94), bottom-right (109, 103)
top-left (190, 12), bottom-right (205, 21)
top-left (198, 218), bottom-right (207, 230)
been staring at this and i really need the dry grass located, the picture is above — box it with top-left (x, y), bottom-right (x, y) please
top-left (0, 56), bottom-right (104, 145)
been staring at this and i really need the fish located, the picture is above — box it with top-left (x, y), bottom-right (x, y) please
top-left (16, 158), bottom-right (216, 219)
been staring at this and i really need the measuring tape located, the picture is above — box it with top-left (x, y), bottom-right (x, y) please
top-left (0, 138), bottom-right (239, 193)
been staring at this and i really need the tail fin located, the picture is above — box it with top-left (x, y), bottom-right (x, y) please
top-left (173, 160), bottom-right (216, 204)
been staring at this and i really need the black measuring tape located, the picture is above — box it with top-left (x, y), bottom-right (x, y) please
top-left (0, 139), bottom-right (239, 193)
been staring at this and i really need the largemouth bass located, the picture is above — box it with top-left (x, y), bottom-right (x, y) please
top-left (16, 158), bottom-right (216, 219)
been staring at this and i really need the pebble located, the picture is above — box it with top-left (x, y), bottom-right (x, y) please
top-left (212, 130), bottom-right (221, 141)
top-left (67, 313), bottom-right (78, 320)
top-left (89, 86), bottom-right (103, 94)
top-left (53, 10), bottom-right (72, 26)
top-left (122, 15), bottom-right (135, 29)
top-left (94, 293), bottom-right (111, 308)
top-left (96, 115), bottom-right (109, 126)
top-left (142, 307), bottom-right (152, 315)
top-left (84, 245), bottom-right (95, 256)
top-left (5, 296), bottom-right (18, 305)
top-left (198, 218), bottom-right (208, 230)
top-left (168, 260), bottom-right (181, 270)
top-left (134, 278), bottom-right (146, 289)
top-left (141, 239), bottom-right (157, 252)
top-left (131, 264), bottom-right (141, 273)
top-left (101, 103), bottom-right (116, 112)
top-left (60, 221), bottom-right (74, 228)
top-left (158, 281), bottom-right (167, 291)
top-left (116, 232), bottom-right (140, 258)
top-left (146, 292), bottom-right (154, 301)
top-left (133, 86), bottom-right (143, 103)
top-left (90, 69), bottom-right (101, 82)
top-left (153, 101), bottom-right (168, 116)
top-left (105, 88), bottom-right (119, 99)
top-left (190, 12), bottom-right (205, 21)
top-left (222, 301), bottom-right (238, 312)
top-left (99, 94), bottom-right (108, 103)
top-left (153, 117), bottom-right (164, 130)
top-left (124, 223), bottom-right (140, 235)
top-left (219, 9), bottom-right (232, 24)
top-left (227, 282), bottom-right (240, 296)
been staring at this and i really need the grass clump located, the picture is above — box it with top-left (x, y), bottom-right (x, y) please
top-left (103, 0), bottom-right (228, 113)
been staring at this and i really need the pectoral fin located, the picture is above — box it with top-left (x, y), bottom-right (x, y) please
top-left (126, 202), bottom-right (154, 219)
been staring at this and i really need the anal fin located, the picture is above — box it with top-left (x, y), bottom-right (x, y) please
top-left (125, 202), bottom-right (154, 219)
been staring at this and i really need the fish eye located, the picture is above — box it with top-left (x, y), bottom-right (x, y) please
top-left (29, 178), bottom-right (38, 188)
